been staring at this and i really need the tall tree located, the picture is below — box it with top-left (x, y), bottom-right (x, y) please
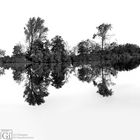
top-left (93, 23), bottom-right (112, 50)
top-left (24, 17), bottom-right (48, 54)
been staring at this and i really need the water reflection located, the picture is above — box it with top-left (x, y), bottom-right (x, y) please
top-left (1, 58), bottom-right (140, 106)
top-left (23, 64), bottom-right (50, 105)
top-left (51, 63), bottom-right (69, 89)
top-left (76, 60), bottom-right (117, 97)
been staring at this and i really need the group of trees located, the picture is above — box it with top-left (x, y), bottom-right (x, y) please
top-left (0, 17), bottom-right (70, 63)
top-left (75, 23), bottom-right (140, 62)
top-left (23, 17), bottom-right (69, 63)
top-left (0, 17), bottom-right (140, 64)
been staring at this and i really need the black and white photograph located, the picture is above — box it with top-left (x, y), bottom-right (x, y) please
top-left (0, 0), bottom-right (140, 140)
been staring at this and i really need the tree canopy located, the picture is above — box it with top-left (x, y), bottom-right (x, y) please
top-left (12, 44), bottom-right (23, 56)
top-left (93, 23), bottom-right (112, 50)
top-left (24, 17), bottom-right (48, 49)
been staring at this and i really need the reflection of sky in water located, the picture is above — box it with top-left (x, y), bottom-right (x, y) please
top-left (0, 69), bottom-right (25, 104)
top-left (0, 65), bottom-right (140, 140)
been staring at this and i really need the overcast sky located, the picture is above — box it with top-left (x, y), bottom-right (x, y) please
top-left (0, 0), bottom-right (140, 55)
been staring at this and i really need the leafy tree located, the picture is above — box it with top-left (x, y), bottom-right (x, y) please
top-left (30, 40), bottom-right (44, 62)
top-left (28, 39), bottom-right (51, 62)
top-left (12, 44), bottom-right (23, 56)
top-left (77, 41), bottom-right (89, 56)
top-left (24, 17), bottom-right (48, 55)
top-left (93, 23), bottom-right (112, 50)
top-left (51, 35), bottom-right (68, 62)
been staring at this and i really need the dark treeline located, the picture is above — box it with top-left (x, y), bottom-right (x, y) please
top-left (0, 17), bottom-right (140, 64)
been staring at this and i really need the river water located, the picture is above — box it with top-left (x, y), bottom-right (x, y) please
top-left (0, 62), bottom-right (140, 140)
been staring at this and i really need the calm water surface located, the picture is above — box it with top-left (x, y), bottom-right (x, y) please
top-left (0, 62), bottom-right (140, 140)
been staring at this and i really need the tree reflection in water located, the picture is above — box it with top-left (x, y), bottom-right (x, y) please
top-left (0, 58), bottom-right (140, 106)
top-left (51, 63), bottom-right (69, 89)
top-left (23, 64), bottom-right (50, 105)
top-left (23, 63), bottom-right (69, 105)
top-left (95, 61), bottom-right (117, 97)
top-left (77, 60), bottom-right (117, 97)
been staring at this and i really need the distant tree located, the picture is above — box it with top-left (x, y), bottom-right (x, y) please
top-left (0, 49), bottom-right (6, 57)
top-left (12, 44), bottom-right (23, 56)
top-left (24, 17), bottom-right (48, 55)
top-left (93, 23), bottom-right (112, 50)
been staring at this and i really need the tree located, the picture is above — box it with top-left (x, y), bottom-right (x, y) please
top-left (77, 40), bottom-right (90, 61)
top-left (51, 35), bottom-right (68, 62)
top-left (0, 49), bottom-right (6, 57)
top-left (30, 40), bottom-right (44, 62)
top-left (12, 44), bottom-right (23, 56)
top-left (28, 39), bottom-right (51, 62)
top-left (77, 41), bottom-right (89, 56)
top-left (24, 17), bottom-right (48, 55)
top-left (93, 23), bottom-right (112, 50)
